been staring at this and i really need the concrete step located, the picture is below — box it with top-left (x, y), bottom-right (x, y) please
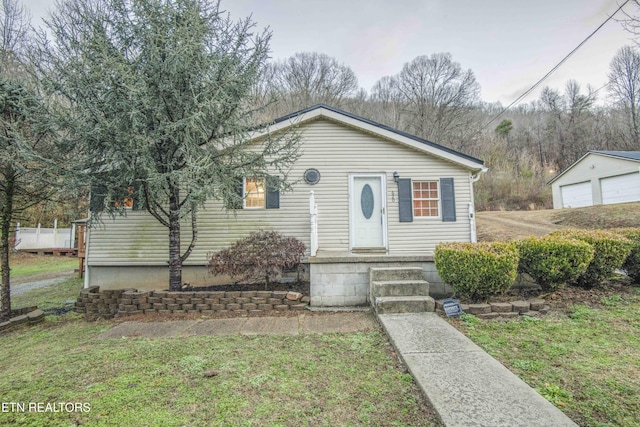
top-left (369, 267), bottom-right (424, 282)
top-left (370, 280), bottom-right (430, 299)
top-left (374, 296), bottom-right (435, 314)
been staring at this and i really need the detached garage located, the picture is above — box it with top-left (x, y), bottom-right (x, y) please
top-left (549, 151), bottom-right (640, 209)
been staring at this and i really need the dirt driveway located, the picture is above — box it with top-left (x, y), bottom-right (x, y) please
top-left (476, 210), bottom-right (561, 242)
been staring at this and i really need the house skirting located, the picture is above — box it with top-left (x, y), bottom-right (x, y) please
top-left (308, 253), bottom-right (449, 307)
top-left (87, 265), bottom-right (218, 290)
top-left (87, 255), bottom-right (449, 307)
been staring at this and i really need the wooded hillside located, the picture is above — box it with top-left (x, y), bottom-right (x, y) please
top-left (250, 48), bottom-right (640, 212)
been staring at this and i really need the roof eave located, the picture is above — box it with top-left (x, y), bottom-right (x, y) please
top-left (547, 150), bottom-right (640, 185)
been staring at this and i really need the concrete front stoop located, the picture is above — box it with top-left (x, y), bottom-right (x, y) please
top-left (369, 267), bottom-right (435, 314)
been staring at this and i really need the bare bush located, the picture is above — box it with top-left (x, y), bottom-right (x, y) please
top-left (208, 230), bottom-right (306, 289)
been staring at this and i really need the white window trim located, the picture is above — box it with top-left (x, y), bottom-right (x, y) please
top-left (243, 177), bottom-right (266, 209)
top-left (412, 180), bottom-right (441, 219)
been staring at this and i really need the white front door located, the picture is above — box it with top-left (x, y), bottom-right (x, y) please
top-left (350, 174), bottom-right (387, 249)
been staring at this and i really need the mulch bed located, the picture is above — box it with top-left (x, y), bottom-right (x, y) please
top-left (487, 276), bottom-right (639, 315)
top-left (182, 281), bottom-right (310, 295)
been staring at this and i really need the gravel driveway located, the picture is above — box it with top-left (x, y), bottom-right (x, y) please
top-left (10, 272), bottom-right (75, 296)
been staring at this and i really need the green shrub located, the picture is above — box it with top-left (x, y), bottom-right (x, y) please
top-left (515, 236), bottom-right (594, 292)
top-left (610, 228), bottom-right (640, 283)
top-left (434, 242), bottom-right (519, 302)
top-left (548, 229), bottom-right (632, 288)
top-left (208, 230), bottom-right (306, 289)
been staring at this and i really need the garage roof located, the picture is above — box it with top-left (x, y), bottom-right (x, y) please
top-left (590, 151), bottom-right (640, 161)
top-left (548, 150), bottom-right (640, 184)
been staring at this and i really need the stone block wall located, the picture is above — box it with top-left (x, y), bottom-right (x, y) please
top-left (75, 286), bottom-right (310, 320)
top-left (435, 299), bottom-right (550, 319)
top-left (0, 306), bottom-right (45, 333)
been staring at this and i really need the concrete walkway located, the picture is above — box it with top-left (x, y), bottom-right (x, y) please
top-left (378, 312), bottom-right (577, 427)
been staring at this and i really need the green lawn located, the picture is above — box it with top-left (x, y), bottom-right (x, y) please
top-left (9, 252), bottom-right (77, 279)
top-left (453, 289), bottom-right (640, 427)
top-left (1, 278), bottom-right (441, 426)
top-left (11, 277), bottom-right (83, 312)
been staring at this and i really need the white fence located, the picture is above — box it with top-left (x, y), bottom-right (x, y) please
top-left (14, 220), bottom-right (76, 250)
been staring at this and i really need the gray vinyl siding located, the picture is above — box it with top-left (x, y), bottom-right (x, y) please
top-left (86, 118), bottom-right (475, 266)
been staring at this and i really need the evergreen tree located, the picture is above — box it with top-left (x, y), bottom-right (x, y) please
top-left (39, 0), bottom-right (299, 291)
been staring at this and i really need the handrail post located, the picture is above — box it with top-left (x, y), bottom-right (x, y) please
top-left (310, 191), bottom-right (318, 256)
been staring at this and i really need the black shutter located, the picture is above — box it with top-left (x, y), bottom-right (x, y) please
top-left (398, 178), bottom-right (413, 222)
top-left (89, 184), bottom-right (106, 212)
top-left (440, 178), bottom-right (456, 222)
top-left (132, 193), bottom-right (141, 210)
top-left (265, 177), bottom-right (280, 209)
top-left (131, 184), bottom-right (142, 210)
top-left (225, 178), bottom-right (244, 210)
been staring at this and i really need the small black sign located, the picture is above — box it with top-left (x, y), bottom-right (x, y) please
top-left (443, 298), bottom-right (463, 317)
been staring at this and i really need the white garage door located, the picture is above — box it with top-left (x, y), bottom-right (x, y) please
top-left (601, 173), bottom-right (640, 205)
top-left (560, 182), bottom-right (592, 208)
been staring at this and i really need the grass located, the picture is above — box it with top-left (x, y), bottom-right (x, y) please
top-left (9, 252), bottom-right (77, 279)
top-left (0, 318), bottom-right (438, 426)
top-left (1, 276), bottom-right (440, 426)
top-left (453, 289), bottom-right (640, 426)
top-left (11, 277), bottom-right (83, 312)
top-left (553, 202), bottom-right (640, 230)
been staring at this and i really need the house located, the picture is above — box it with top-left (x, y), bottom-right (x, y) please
top-left (83, 104), bottom-right (486, 306)
top-left (549, 151), bottom-right (640, 209)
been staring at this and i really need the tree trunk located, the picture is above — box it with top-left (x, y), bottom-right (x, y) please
top-left (168, 183), bottom-right (182, 291)
top-left (631, 101), bottom-right (640, 147)
top-left (0, 172), bottom-right (15, 321)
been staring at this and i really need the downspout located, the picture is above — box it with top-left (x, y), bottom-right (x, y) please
top-left (83, 224), bottom-right (90, 289)
top-left (469, 167), bottom-right (488, 243)
top-left (83, 209), bottom-right (92, 289)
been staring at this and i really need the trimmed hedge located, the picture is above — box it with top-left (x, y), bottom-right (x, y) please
top-left (548, 229), bottom-right (632, 288)
top-left (515, 236), bottom-right (594, 292)
top-left (435, 242), bottom-right (519, 302)
top-left (610, 228), bottom-right (640, 283)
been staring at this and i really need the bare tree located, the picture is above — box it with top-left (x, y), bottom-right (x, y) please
top-left (0, 0), bottom-right (29, 55)
top-left (608, 45), bottom-right (640, 147)
top-left (369, 75), bottom-right (403, 129)
top-left (539, 81), bottom-right (597, 169)
top-left (269, 52), bottom-right (359, 111)
top-left (1, 0), bottom-right (59, 321)
top-left (619, 0), bottom-right (640, 43)
top-left (377, 53), bottom-right (481, 149)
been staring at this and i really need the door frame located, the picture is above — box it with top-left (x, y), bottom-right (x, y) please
top-left (348, 173), bottom-right (388, 251)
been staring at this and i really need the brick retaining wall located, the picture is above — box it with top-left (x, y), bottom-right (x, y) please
top-left (75, 286), bottom-right (310, 320)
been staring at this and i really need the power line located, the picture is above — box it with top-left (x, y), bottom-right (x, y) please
top-left (480, 0), bottom-right (631, 132)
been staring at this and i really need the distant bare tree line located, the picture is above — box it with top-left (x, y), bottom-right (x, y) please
top-left (252, 46), bottom-right (640, 211)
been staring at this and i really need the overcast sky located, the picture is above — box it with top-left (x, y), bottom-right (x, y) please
top-left (21, 0), bottom-right (636, 106)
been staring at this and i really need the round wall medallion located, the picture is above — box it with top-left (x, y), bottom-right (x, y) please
top-left (304, 168), bottom-right (321, 185)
